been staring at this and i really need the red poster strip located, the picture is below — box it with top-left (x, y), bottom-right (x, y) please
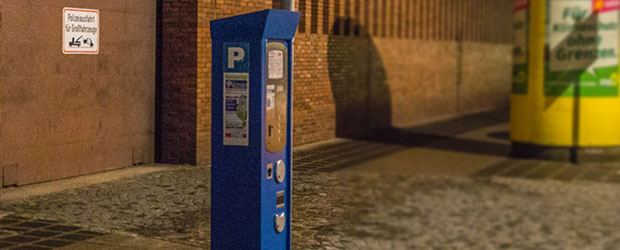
top-left (593, 0), bottom-right (620, 13)
top-left (514, 0), bottom-right (529, 12)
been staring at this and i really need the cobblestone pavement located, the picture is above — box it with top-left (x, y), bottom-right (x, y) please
top-left (294, 173), bottom-right (620, 250)
top-left (2, 110), bottom-right (620, 249)
top-left (3, 168), bottom-right (620, 250)
top-left (1, 168), bottom-right (212, 247)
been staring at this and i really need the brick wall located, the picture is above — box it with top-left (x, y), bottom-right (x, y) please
top-left (157, 0), bottom-right (198, 165)
top-left (190, 0), bottom-right (513, 165)
top-left (293, 0), bottom-right (512, 144)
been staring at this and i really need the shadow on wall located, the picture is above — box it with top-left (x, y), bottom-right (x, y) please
top-left (326, 18), bottom-right (511, 159)
top-left (327, 17), bottom-right (391, 138)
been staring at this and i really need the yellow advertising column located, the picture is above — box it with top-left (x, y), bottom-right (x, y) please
top-left (511, 0), bottom-right (620, 162)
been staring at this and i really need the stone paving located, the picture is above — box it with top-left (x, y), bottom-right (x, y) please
top-left (477, 158), bottom-right (620, 183)
top-left (2, 110), bottom-right (620, 249)
top-left (3, 167), bottom-right (620, 250)
top-left (1, 168), bottom-right (212, 248)
top-left (294, 173), bottom-right (620, 250)
top-left (0, 214), bottom-right (104, 249)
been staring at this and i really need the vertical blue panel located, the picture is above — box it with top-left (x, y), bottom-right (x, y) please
top-left (211, 37), bottom-right (262, 250)
top-left (211, 9), bottom-right (300, 250)
top-left (260, 39), bottom-right (292, 250)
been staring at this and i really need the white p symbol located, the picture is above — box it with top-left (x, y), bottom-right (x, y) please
top-left (228, 47), bottom-right (245, 69)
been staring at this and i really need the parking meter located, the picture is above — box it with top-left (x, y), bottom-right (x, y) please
top-left (210, 10), bottom-right (300, 250)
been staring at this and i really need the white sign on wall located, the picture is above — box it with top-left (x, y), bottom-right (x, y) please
top-left (63, 8), bottom-right (99, 54)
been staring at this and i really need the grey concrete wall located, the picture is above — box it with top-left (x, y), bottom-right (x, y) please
top-left (0, 0), bottom-right (156, 185)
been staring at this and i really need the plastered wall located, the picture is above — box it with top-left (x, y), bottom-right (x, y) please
top-left (0, 0), bottom-right (156, 185)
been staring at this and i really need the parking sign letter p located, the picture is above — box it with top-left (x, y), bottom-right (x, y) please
top-left (228, 47), bottom-right (245, 69)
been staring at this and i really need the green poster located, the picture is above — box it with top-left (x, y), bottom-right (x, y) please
top-left (545, 0), bottom-right (619, 97)
top-left (513, 0), bottom-right (530, 95)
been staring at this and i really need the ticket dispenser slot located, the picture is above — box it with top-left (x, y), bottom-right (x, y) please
top-left (266, 42), bottom-right (288, 153)
top-left (276, 191), bottom-right (285, 208)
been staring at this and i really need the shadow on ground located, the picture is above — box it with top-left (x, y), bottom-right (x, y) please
top-left (295, 109), bottom-right (511, 174)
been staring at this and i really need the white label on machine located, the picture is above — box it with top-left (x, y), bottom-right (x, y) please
top-left (266, 84), bottom-right (276, 110)
top-left (63, 8), bottom-right (99, 54)
top-left (223, 73), bottom-right (250, 146)
top-left (268, 50), bottom-right (284, 79)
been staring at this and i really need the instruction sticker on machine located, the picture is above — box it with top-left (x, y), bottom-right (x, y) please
top-left (224, 73), bottom-right (250, 146)
top-left (63, 8), bottom-right (99, 54)
top-left (545, 0), bottom-right (620, 97)
top-left (268, 50), bottom-right (284, 79)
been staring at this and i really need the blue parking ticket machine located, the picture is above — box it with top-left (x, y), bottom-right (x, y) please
top-left (210, 9), bottom-right (300, 250)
